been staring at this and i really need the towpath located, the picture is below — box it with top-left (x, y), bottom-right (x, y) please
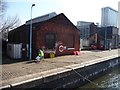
top-left (1, 49), bottom-right (119, 88)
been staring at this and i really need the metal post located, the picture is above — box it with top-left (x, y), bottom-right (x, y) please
top-left (104, 27), bottom-right (107, 50)
top-left (29, 4), bottom-right (35, 60)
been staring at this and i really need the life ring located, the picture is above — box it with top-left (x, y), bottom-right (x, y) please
top-left (59, 45), bottom-right (64, 52)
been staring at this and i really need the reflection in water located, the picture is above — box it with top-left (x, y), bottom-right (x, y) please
top-left (77, 66), bottom-right (120, 89)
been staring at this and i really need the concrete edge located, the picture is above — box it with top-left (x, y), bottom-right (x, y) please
top-left (0, 85), bottom-right (10, 89)
top-left (1, 54), bottom-right (119, 89)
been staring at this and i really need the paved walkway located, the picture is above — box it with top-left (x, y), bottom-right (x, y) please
top-left (1, 49), bottom-right (119, 88)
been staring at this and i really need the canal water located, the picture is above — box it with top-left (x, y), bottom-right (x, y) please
top-left (76, 65), bottom-right (120, 89)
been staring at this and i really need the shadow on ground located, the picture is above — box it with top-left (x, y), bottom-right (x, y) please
top-left (91, 50), bottom-right (104, 52)
top-left (2, 55), bottom-right (28, 65)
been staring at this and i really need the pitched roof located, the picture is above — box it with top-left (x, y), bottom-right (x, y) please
top-left (26, 12), bottom-right (57, 25)
top-left (9, 13), bottom-right (79, 33)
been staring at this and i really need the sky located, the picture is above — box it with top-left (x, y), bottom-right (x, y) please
top-left (5, 0), bottom-right (119, 26)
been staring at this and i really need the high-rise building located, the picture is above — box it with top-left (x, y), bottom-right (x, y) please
top-left (118, 2), bottom-right (120, 43)
top-left (118, 2), bottom-right (120, 35)
top-left (101, 7), bottom-right (118, 27)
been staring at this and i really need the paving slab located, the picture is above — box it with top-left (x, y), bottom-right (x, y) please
top-left (1, 49), bottom-right (119, 88)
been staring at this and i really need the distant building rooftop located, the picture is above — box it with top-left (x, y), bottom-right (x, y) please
top-left (77, 21), bottom-right (94, 27)
top-left (26, 12), bottom-right (57, 25)
top-left (102, 6), bottom-right (118, 12)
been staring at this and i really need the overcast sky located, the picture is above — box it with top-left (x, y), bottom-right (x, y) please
top-left (6, 0), bottom-right (119, 25)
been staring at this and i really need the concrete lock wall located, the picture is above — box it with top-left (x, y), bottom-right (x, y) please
top-left (5, 57), bottom-right (120, 89)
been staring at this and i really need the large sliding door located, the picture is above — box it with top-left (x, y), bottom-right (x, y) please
top-left (45, 33), bottom-right (56, 49)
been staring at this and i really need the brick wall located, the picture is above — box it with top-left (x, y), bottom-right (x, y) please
top-left (8, 13), bottom-right (80, 58)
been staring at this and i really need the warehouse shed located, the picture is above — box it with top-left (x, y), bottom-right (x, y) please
top-left (8, 13), bottom-right (80, 58)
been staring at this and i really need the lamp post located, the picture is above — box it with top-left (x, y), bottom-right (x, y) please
top-left (29, 4), bottom-right (35, 60)
top-left (104, 27), bottom-right (107, 50)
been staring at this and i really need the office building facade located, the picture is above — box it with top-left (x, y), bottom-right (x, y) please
top-left (117, 1), bottom-right (120, 35)
top-left (77, 21), bottom-right (97, 49)
top-left (101, 7), bottom-right (118, 27)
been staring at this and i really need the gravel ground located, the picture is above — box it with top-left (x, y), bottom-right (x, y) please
top-left (1, 49), bottom-right (119, 86)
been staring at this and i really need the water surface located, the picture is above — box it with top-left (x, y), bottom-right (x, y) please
top-left (77, 66), bottom-right (120, 89)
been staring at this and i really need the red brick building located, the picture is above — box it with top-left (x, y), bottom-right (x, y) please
top-left (8, 13), bottom-right (80, 58)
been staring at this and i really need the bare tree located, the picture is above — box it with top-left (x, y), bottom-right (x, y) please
top-left (0, 15), bottom-right (20, 32)
top-left (0, 0), bottom-right (6, 16)
top-left (1, 15), bottom-right (20, 40)
top-left (0, 0), bottom-right (20, 40)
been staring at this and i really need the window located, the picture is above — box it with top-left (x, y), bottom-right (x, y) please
top-left (45, 33), bottom-right (56, 49)
top-left (68, 35), bottom-right (74, 48)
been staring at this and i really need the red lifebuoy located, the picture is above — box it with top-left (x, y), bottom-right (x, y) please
top-left (59, 45), bottom-right (64, 52)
